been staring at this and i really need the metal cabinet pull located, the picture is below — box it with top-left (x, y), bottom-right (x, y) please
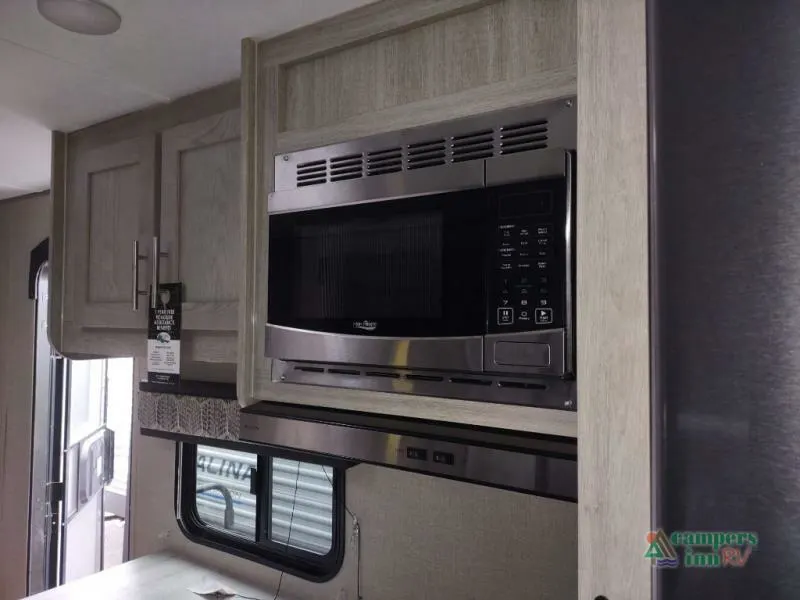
top-left (132, 240), bottom-right (149, 311)
top-left (151, 236), bottom-right (169, 309)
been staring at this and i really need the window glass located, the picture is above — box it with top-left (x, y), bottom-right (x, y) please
top-left (67, 360), bottom-right (106, 445)
top-left (270, 459), bottom-right (334, 555)
top-left (190, 445), bottom-right (338, 562)
top-left (195, 445), bottom-right (258, 541)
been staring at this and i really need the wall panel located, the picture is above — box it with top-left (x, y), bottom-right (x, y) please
top-left (0, 192), bottom-right (51, 600)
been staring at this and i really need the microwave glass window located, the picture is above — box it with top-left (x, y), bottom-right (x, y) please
top-left (268, 188), bottom-right (489, 337)
top-left (294, 212), bottom-right (443, 320)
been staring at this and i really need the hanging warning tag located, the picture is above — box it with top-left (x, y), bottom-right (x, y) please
top-left (147, 282), bottom-right (182, 385)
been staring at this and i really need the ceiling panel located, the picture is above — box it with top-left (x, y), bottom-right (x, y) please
top-left (0, 0), bottom-right (378, 199)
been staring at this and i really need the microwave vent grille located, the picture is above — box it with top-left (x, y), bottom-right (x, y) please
top-left (278, 361), bottom-right (574, 409)
top-left (329, 153), bottom-right (364, 182)
top-left (407, 138), bottom-right (447, 170)
top-left (292, 116), bottom-right (551, 188)
top-left (451, 129), bottom-right (494, 162)
top-left (296, 159), bottom-right (327, 187)
top-left (499, 119), bottom-right (549, 155)
top-left (366, 147), bottom-right (402, 176)
top-left (291, 364), bottom-right (549, 391)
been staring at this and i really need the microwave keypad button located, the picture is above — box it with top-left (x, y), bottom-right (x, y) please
top-left (520, 227), bottom-right (531, 237)
top-left (536, 261), bottom-right (548, 270)
top-left (499, 224), bottom-right (517, 237)
top-left (536, 225), bottom-right (552, 236)
top-left (537, 236), bottom-right (551, 246)
top-left (519, 309), bottom-right (532, 322)
top-left (517, 262), bottom-right (531, 270)
top-left (497, 307), bottom-right (514, 325)
top-left (498, 244), bottom-right (516, 258)
top-left (538, 298), bottom-right (550, 307)
top-left (534, 308), bottom-right (553, 325)
top-left (500, 262), bottom-right (514, 271)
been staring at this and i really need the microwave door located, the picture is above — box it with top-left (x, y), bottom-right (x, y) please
top-left (267, 188), bottom-right (489, 368)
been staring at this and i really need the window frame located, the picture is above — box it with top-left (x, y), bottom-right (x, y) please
top-left (175, 439), bottom-right (346, 582)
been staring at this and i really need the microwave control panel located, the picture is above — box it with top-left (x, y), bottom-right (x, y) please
top-left (488, 183), bottom-right (566, 334)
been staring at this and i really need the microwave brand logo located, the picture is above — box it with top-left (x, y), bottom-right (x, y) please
top-left (353, 320), bottom-right (377, 332)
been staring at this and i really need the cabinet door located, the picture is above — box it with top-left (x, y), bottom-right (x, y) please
top-left (68, 135), bottom-right (157, 331)
top-left (160, 110), bottom-right (241, 332)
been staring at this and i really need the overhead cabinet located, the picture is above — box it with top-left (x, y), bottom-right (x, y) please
top-left (68, 134), bottom-right (157, 331)
top-left (160, 109), bottom-right (241, 333)
top-left (51, 86), bottom-right (241, 362)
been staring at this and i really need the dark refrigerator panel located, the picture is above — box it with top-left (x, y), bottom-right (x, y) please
top-left (650, 0), bottom-right (800, 598)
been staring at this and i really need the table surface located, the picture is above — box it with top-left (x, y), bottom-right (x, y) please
top-left (24, 553), bottom-right (273, 600)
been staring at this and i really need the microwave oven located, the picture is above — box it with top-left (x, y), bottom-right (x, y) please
top-left (265, 99), bottom-right (576, 410)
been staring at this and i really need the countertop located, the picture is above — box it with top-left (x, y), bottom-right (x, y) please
top-left (24, 553), bottom-right (272, 600)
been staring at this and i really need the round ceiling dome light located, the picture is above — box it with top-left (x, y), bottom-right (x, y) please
top-left (37, 0), bottom-right (121, 36)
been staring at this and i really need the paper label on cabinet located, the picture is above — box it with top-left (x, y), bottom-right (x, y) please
top-left (147, 282), bottom-right (182, 385)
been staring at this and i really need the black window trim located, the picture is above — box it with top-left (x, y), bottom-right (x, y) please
top-left (175, 438), bottom-right (346, 582)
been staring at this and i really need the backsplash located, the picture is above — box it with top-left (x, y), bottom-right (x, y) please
top-left (138, 391), bottom-right (240, 441)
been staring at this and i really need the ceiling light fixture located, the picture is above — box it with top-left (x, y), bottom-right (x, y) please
top-left (37, 0), bottom-right (121, 36)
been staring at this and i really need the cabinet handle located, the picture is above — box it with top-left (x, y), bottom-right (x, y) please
top-left (132, 240), bottom-right (148, 311)
top-left (152, 236), bottom-right (160, 310)
top-left (151, 236), bottom-right (169, 310)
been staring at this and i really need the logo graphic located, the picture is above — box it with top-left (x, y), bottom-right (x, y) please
top-left (353, 320), bottom-right (377, 332)
top-left (645, 529), bottom-right (758, 569)
top-left (645, 530), bottom-right (680, 568)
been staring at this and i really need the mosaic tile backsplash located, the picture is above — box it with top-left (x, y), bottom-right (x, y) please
top-left (138, 391), bottom-right (240, 440)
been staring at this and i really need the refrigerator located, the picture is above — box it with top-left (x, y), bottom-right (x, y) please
top-left (650, 0), bottom-right (800, 597)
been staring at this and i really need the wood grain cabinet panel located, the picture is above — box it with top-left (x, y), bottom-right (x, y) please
top-left (160, 109), bottom-right (241, 333)
top-left (67, 134), bottom-right (157, 331)
top-left (282, 0), bottom-right (576, 133)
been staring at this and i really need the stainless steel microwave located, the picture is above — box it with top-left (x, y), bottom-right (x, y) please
top-left (265, 98), bottom-right (576, 410)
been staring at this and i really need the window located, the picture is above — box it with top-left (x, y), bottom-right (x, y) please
top-left (176, 442), bottom-right (345, 581)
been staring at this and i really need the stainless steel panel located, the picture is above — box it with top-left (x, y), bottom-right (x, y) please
top-left (239, 413), bottom-right (577, 500)
top-left (269, 162), bottom-right (484, 214)
top-left (485, 150), bottom-right (566, 186)
top-left (274, 98), bottom-right (577, 193)
top-left (494, 342), bottom-right (550, 368)
top-left (265, 324), bottom-right (484, 373)
top-left (272, 360), bottom-right (575, 410)
top-left (651, 1), bottom-right (800, 598)
top-left (564, 151), bottom-right (575, 376)
top-left (483, 329), bottom-right (566, 376)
